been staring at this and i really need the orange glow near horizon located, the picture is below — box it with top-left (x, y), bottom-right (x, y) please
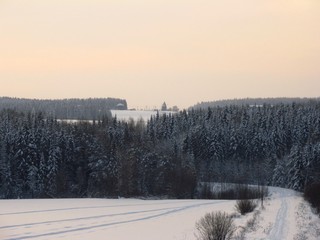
top-left (0, 0), bottom-right (319, 109)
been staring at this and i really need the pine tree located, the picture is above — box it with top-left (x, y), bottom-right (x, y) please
top-left (272, 158), bottom-right (288, 188)
top-left (0, 136), bottom-right (13, 198)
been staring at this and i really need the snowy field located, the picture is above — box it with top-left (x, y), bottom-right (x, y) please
top-left (111, 110), bottom-right (175, 122)
top-left (58, 110), bottom-right (175, 124)
top-left (0, 187), bottom-right (319, 240)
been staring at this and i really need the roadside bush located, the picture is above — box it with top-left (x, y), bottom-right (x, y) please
top-left (304, 182), bottom-right (320, 214)
top-left (195, 211), bottom-right (236, 240)
top-left (235, 199), bottom-right (257, 215)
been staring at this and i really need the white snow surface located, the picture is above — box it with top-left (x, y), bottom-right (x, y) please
top-left (111, 110), bottom-right (175, 122)
top-left (0, 187), bottom-right (319, 240)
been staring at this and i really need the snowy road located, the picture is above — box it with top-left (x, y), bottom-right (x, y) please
top-left (245, 187), bottom-right (319, 240)
top-left (267, 188), bottom-right (290, 240)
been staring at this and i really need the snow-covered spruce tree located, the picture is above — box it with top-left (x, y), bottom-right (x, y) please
top-left (286, 145), bottom-right (307, 191)
top-left (272, 158), bottom-right (288, 188)
top-left (46, 137), bottom-right (61, 197)
top-left (27, 162), bottom-right (38, 198)
top-left (305, 142), bottom-right (320, 185)
top-left (88, 153), bottom-right (118, 197)
top-left (0, 135), bottom-right (13, 198)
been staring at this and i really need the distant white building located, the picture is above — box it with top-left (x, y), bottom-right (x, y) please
top-left (116, 103), bottom-right (126, 110)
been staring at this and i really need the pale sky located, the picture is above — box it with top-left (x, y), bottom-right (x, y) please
top-left (0, 0), bottom-right (319, 109)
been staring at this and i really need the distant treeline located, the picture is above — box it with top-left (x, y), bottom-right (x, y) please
top-left (191, 97), bottom-right (320, 109)
top-left (1, 100), bottom-right (320, 199)
top-left (0, 97), bottom-right (127, 120)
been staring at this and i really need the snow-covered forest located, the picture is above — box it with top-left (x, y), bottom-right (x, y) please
top-left (1, 101), bottom-right (320, 199)
top-left (191, 97), bottom-right (320, 109)
top-left (0, 97), bottom-right (127, 120)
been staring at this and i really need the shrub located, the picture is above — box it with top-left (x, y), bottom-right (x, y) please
top-left (195, 211), bottom-right (236, 240)
top-left (304, 182), bottom-right (320, 214)
top-left (235, 199), bottom-right (257, 215)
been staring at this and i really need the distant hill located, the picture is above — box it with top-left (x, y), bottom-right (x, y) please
top-left (0, 97), bottom-right (127, 120)
top-left (190, 97), bottom-right (320, 109)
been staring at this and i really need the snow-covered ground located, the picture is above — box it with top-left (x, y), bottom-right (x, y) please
top-left (239, 187), bottom-right (320, 240)
top-left (0, 187), bottom-right (319, 240)
top-left (57, 110), bottom-right (176, 124)
top-left (111, 110), bottom-right (175, 122)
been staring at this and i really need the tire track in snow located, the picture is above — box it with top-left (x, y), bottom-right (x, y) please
top-left (3, 200), bottom-right (227, 240)
top-left (267, 190), bottom-right (288, 240)
top-left (0, 206), bottom-right (179, 230)
top-left (0, 200), bottom-right (195, 216)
